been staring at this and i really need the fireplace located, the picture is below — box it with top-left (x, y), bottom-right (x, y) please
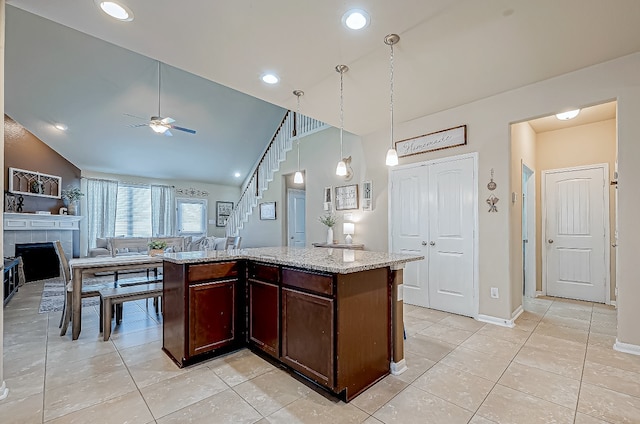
top-left (15, 242), bottom-right (60, 282)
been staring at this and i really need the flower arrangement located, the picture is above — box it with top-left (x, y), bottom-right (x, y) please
top-left (318, 214), bottom-right (337, 228)
top-left (148, 240), bottom-right (168, 250)
top-left (61, 186), bottom-right (84, 203)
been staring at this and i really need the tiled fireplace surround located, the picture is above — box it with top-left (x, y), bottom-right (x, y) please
top-left (3, 212), bottom-right (82, 259)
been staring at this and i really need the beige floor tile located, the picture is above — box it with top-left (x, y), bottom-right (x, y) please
top-left (582, 360), bottom-right (640, 398)
top-left (45, 391), bottom-right (154, 424)
top-left (498, 362), bottom-right (580, 409)
top-left (393, 352), bottom-right (436, 384)
top-left (234, 368), bottom-right (314, 416)
top-left (591, 303), bottom-right (616, 315)
top-left (3, 348), bottom-right (45, 379)
top-left (541, 314), bottom-right (591, 331)
top-left (110, 325), bottom-right (162, 350)
top-left (124, 354), bottom-right (189, 388)
top-left (404, 334), bottom-right (456, 362)
top-left (439, 347), bottom-right (510, 382)
top-left (0, 391), bottom-right (43, 424)
top-left (350, 375), bottom-right (408, 415)
top-left (546, 305), bottom-right (593, 321)
top-left (266, 389), bottom-right (369, 424)
top-left (524, 333), bottom-right (586, 358)
top-left (533, 321), bottom-right (589, 344)
top-left (209, 349), bottom-right (275, 387)
top-left (402, 314), bottom-right (433, 337)
top-left (513, 345), bottom-right (584, 380)
top-left (141, 367), bottom-right (229, 419)
top-left (477, 384), bottom-right (574, 424)
top-left (4, 367), bottom-right (45, 399)
top-left (438, 315), bottom-right (486, 332)
top-left (578, 382), bottom-right (640, 423)
top-left (362, 417), bottom-right (384, 424)
top-left (468, 416), bottom-right (497, 423)
top-left (417, 323), bottom-right (474, 345)
top-left (519, 310), bottom-right (545, 322)
top-left (551, 298), bottom-right (594, 309)
top-left (45, 351), bottom-right (125, 391)
top-left (405, 307), bottom-right (452, 323)
top-left (156, 389), bottom-right (262, 424)
top-left (586, 344), bottom-right (640, 374)
top-left (43, 367), bottom-right (137, 421)
top-left (118, 339), bottom-right (164, 366)
top-left (460, 333), bottom-right (522, 361)
top-left (513, 317), bottom-right (539, 332)
top-left (574, 412), bottom-right (610, 423)
top-left (589, 320), bottom-right (617, 336)
top-left (476, 325), bottom-right (530, 344)
top-left (590, 311), bottom-right (617, 324)
top-left (587, 332), bottom-right (616, 348)
top-left (46, 337), bottom-right (117, 365)
top-left (412, 362), bottom-right (494, 411)
top-left (373, 385), bottom-right (472, 423)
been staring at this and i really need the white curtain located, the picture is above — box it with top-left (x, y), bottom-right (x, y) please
top-left (151, 184), bottom-right (176, 236)
top-left (86, 178), bottom-right (119, 248)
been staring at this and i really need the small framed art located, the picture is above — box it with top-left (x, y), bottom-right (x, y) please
top-left (216, 201), bottom-right (233, 227)
top-left (260, 202), bottom-right (276, 220)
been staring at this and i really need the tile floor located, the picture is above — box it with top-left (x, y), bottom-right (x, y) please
top-left (2, 282), bottom-right (639, 423)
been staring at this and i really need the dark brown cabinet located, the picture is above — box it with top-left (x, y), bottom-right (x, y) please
top-left (163, 260), bottom-right (243, 367)
top-left (248, 261), bottom-right (280, 357)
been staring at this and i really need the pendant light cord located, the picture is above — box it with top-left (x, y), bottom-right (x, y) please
top-left (296, 95), bottom-right (301, 170)
top-left (390, 42), bottom-right (394, 150)
top-left (158, 61), bottom-right (161, 117)
top-left (340, 69), bottom-right (344, 159)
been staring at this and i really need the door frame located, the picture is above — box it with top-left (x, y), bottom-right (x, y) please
top-left (388, 152), bottom-right (479, 317)
top-left (541, 163), bottom-right (610, 304)
top-left (287, 188), bottom-right (306, 247)
top-left (522, 162), bottom-right (536, 299)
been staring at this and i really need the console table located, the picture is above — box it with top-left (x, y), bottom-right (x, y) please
top-left (3, 257), bottom-right (21, 305)
top-left (312, 242), bottom-right (364, 250)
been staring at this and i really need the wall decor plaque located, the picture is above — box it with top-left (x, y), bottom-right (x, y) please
top-left (335, 184), bottom-right (359, 211)
top-left (396, 125), bottom-right (467, 158)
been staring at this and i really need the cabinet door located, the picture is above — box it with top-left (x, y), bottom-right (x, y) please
top-left (189, 279), bottom-right (236, 356)
top-left (248, 279), bottom-right (279, 357)
top-left (281, 287), bottom-right (334, 388)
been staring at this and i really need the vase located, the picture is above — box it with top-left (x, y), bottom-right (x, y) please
top-left (326, 227), bottom-right (334, 244)
top-left (67, 202), bottom-right (77, 216)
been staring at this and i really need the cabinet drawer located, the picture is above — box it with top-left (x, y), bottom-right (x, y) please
top-left (282, 268), bottom-right (333, 296)
top-left (249, 262), bottom-right (280, 283)
top-left (188, 261), bottom-right (238, 283)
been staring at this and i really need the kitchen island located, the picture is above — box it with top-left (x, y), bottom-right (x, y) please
top-left (161, 247), bottom-right (422, 401)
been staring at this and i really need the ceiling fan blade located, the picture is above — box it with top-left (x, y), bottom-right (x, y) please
top-left (161, 117), bottom-right (175, 124)
top-left (171, 125), bottom-right (197, 134)
top-left (124, 113), bottom-right (147, 121)
top-left (128, 123), bottom-right (149, 128)
top-left (164, 129), bottom-right (173, 137)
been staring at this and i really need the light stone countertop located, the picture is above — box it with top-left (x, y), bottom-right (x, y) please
top-left (161, 246), bottom-right (423, 274)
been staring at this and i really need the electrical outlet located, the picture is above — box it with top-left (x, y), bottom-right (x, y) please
top-left (490, 287), bottom-right (499, 299)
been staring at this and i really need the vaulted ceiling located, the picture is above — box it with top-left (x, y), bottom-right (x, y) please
top-left (5, 1), bottom-right (640, 185)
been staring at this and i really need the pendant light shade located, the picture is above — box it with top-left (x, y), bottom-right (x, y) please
top-left (293, 90), bottom-right (305, 184)
top-left (335, 65), bottom-right (349, 176)
top-left (385, 34), bottom-right (400, 167)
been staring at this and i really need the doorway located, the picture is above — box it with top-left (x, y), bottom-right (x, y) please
top-left (287, 188), bottom-right (306, 247)
top-left (389, 153), bottom-right (478, 317)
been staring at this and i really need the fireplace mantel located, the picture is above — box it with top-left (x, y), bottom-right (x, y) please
top-left (4, 212), bottom-right (82, 231)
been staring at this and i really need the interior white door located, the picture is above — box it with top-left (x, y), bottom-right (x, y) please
top-left (427, 157), bottom-right (475, 316)
top-left (390, 165), bottom-right (429, 307)
top-left (545, 166), bottom-right (607, 303)
top-left (287, 189), bottom-right (306, 247)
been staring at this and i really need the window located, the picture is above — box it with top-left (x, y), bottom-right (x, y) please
top-left (115, 184), bottom-right (152, 237)
top-left (177, 198), bottom-right (207, 237)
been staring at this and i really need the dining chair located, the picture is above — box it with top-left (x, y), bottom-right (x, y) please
top-left (225, 236), bottom-right (242, 250)
top-left (54, 241), bottom-right (111, 336)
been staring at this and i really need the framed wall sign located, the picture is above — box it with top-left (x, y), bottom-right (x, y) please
top-left (216, 201), bottom-right (233, 227)
top-left (396, 125), bottom-right (467, 158)
top-left (323, 186), bottom-right (333, 211)
top-left (259, 202), bottom-right (277, 220)
top-left (335, 184), bottom-right (359, 211)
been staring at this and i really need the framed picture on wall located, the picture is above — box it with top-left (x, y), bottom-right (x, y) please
top-left (216, 201), bottom-right (233, 227)
top-left (323, 186), bottom-right (332, 211)
top-left (260, 202), bottom-right (276, 220)
top-left (335, 184), bottom-right (359, 210)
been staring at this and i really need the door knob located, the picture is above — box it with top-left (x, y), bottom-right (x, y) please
top-left (548, 239), bottom-right (554, 244)
top-left (429, 241), bottom-right (436, 246)
top-left (421, 241), bottom-right (427, 246)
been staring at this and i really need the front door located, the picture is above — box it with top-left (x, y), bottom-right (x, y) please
top-left (287, 189), bottom-right (306, 247)
top-left (544, 165), bottom-right (608, 303)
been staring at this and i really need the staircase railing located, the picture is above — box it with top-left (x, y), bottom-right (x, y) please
top-left (225, 111), bottom-right (328, 237)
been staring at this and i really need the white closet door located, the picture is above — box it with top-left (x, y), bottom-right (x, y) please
top-left (427, 157), bottom-right (475, 316)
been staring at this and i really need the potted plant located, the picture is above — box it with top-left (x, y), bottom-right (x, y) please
top-left (148, 240), bottom-right (168, 256)
top-left (61, 186), bottom-right (84, 215)
top-left (318, 214), bottom-right (338, 244)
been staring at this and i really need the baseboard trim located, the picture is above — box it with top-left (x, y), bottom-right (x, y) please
top-left (535, 291), bottom-right (544, 297)
top-left (390, 359), bottom-right (407, 375)
top-left (511, 305), bottom-right (524, 321)
top-left (0, 381), bottom-right (8, 401)
top-left (610, 300), bottom-right (617, 307)
top-left (614, 339), bottom-right (640, 356)
top-left (476, 314), bottom-right (515, 328)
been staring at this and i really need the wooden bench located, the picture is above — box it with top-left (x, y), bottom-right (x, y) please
top-left (99, 283), bottom-right (163, 341)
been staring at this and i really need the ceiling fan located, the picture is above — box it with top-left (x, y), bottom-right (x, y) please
top-left (126, 61), bottom-right (196, 136)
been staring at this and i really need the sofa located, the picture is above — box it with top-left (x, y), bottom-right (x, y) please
top-left (89, 236), bottom-right (228, 258)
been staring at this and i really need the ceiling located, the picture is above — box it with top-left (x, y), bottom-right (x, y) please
top-left (528, 102), bottom-right (617, 134)
top-left (5, 1), bottom-right (640, 185)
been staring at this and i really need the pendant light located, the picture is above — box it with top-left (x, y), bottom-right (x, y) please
top-left (293, 90), bottom-right (304, 184)
top-left (335, 65), bottom-right (349, 176)
top-left (385, 34), bottom-right (400, 167)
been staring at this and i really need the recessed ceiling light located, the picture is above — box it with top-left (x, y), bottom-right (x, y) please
top-left (555, 109), bottom-right (580, 120)
top-left (342, 9), bottom-right (370, 30)
top-left (95, 1), bottom-right (134, 22)
top-left (261, 73), bottom-right (279, 84)
top-left (54, 123), bottom-right (68, 131)
top-left (234, 172), bottom-right (241, 178)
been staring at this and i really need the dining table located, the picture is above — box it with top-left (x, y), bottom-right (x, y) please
top-left (67, 255), bottom-right (163, 340)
